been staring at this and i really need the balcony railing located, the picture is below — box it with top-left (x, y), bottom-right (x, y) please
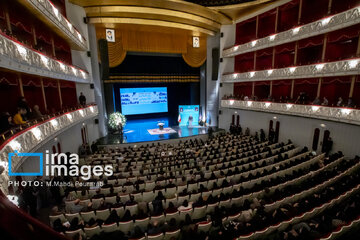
top-left (0, 31), bottom-right (90, 83)
top-left (222, 58), bottom-right (360, 83)
top-left (23, 0), bottom-right (87, 50)
top-left (0, 104), bottom-right (98, 194)
top-left (223, 6), bottom-right (360, 57)
top-left (221, 100), bottom-right (360, 125)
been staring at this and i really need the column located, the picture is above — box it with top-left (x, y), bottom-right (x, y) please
top-left (40, 78), bottom-right (47, 111)
top-left (57, 79), bottom-right (63, 109)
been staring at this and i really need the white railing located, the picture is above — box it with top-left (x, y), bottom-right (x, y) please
top-left (221, 100), bottom-right (360, 125)
top-left (0, 105), bottom-right (98, 194)
top-left (0, 33), bottom-right (90, 83)
top-left (223, 6), bottom-right (360, 57)
top-left (222, 58), bottom-right (360, 83)
top-left (27, 0), bottom-right (87, 50)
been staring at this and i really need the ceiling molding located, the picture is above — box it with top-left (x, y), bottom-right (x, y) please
top-left (70, 0), bottom-right (232, 35)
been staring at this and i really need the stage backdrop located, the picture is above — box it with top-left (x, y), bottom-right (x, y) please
top-left (179, 105), bottom-right (200, 126)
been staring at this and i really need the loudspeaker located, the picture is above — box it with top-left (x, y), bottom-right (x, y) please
top-left (98, 39), bottom-right (109, 80)
top-left (220, 32), bottom-right (224, 38)
top-left (94, 119), bottom-right (99, 124)
top-left (220, 58), bottom-right (223, 63)
top-left (83, 17), bottom-right (88, 24)
top-left (219, 110), bottom-right (222, 115)
top-left (90, 83), bottom-right (94, 89)
top-left (212, 48), bottom-right (219, 81)
top-left (87, 51), bottom-right (91, 57)
top-left (220, 83), bottom-right (223, 87)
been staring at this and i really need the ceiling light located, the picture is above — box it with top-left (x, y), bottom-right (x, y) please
top-left (247, 101), bottom-right (253, 107)
top-left (251, 40), bottom-right (257, 47)
top-left (315, 64), bottom-right (324, 70)
top-left (229, 100), bottom-right (234, 105)
top-left (348, 59), bottom-right (359, 69)
top-left (31, 127), bottom-right (42, 140)
top-left (249, 72), bottom-right (255, 78)
top-left (50, 119), bottom-right (58, 127)
top-left (66, 113), bottom-right (73, 121)
top-left (286, 104), bottom-right (293, 109)
top-left (320, 124), bottom-right (326, 128)
top-left (269, 34), bottom-right (276, 41)
top-left (267, 69), bottom-right (273, 75)
top-left (9, 140), bottom-right (21, 151)
top-left (341, 108), bottom-right (352, 115)
top-left (289, 67), bottom-right (297, 73)
top-left (321, 16), bottom-right (332, 26)
top-left (292, 27), bottom-right (301, 35)
top-left (312, 106), bottom-right (320, 112)
top-left (265, 102), bottom-right (271, 108)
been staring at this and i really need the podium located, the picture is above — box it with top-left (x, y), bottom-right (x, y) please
top-left (157, 122), bottom-right (164, 130)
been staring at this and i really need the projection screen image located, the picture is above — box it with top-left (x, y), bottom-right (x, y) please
top-left (120, 87), bottom-right (168, 115)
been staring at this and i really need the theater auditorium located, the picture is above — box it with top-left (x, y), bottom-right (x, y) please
top-left (0, 0), bottom-right (360, 239)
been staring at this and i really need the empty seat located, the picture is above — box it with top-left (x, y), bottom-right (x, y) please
top-left (65, 229), bottom-right (83, 239)
top-left (147, 232), bottom-right (164, 240)
top-left (197, 221), bottom-right (212, 233)
top-left (150, 214), bottom-right (166, 225)
top-left (105, 196), bottom-right (117, 205)
top-left (192, 206), bottom-right (206, 221)
top-left (164, 229), bottom-right (181, 240)
top-left (84, 226), bottom-right (101, 238)
top-left (118, 220), bottom-right (133, 234)
top-left (96, 209), bottom-right (110, 221)
top-left (102, 222), bottom-right (118, 233)
top-left (134, 217), bottom-right (149, 232)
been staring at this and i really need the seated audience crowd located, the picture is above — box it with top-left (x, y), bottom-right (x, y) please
top-left (14, 130), bottom-right (360, 240)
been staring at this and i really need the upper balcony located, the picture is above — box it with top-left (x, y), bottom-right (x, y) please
top-left (221, 99), bottom-right (360, 126)
top-left (0, 31), bottom-right (90, 83)
top-left (18, 0), bottom-right (87, 51)
top-left (222, 58), bottom-right (360, 83)
top-left (223, 5), bottom-right (360, 57)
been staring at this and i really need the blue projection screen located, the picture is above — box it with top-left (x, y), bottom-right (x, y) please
top-left (120, 87), bottom-right (168, 115)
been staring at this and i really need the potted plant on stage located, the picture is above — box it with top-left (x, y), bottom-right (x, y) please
top-left (108, 112), bottom-right (127, 135)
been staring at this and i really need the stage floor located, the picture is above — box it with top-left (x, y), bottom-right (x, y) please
top-left (98, 117), bottom-right (219, 144)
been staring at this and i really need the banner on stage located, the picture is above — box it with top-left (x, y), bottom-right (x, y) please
top-left (178, 105), bottom-right (199, 126)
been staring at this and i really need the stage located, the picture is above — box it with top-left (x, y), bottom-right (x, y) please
top-left (97, 117), bottom-right (220, 145)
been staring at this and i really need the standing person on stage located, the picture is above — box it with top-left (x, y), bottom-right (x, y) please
top-left (79, 92), bottom-right (86, 106)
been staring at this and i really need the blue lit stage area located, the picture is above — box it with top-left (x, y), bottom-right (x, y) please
top-left (99, 53), bottom-right (216, 145)
top-left (98, 117), bottom-right (218, 144)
